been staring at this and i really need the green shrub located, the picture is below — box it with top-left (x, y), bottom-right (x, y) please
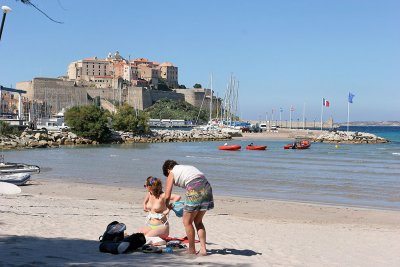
top-left (0, 121), bottom-right (21, 136)
top-left (112, 104), bottom-right (150, 134)
top-left (145, 98), bottom-right (208, 123)
top-left (64, 105), bottom-right (111, 143)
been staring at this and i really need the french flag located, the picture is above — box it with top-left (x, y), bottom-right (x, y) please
top-left (323, 98), bottom-right (330, 107)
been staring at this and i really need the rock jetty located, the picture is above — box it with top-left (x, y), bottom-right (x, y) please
top-left (113, 129), bottom-right (232, 143)
top-left (0, 129), bottom-right (232, 149)
top-left (313, 131), bottom-right (389, 144)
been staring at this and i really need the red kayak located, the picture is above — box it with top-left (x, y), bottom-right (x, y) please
top-left (284, 140), bottom-right (311, 149)
top-left (218, 145), bottom-right (241, 151)
top-left (246, 145), bottom-right (267, 150)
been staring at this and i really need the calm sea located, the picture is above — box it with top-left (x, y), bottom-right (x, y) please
top-left (337, 125), bottom-right (400, 143)
top-left (5, 126), bottom-right (400, 210)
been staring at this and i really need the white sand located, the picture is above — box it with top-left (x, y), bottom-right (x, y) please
top-left (233, 128), bottom-right (325, 141)
top-left (1, 179), bottom-right (400, 267)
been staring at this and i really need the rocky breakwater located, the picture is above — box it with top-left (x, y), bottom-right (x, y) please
top-left (0, 130), bottom-right (97, 149)
top-left (314, 131), bottom-right (389, 144)
top-left (0, 128), bottom-right (233, 149)
top-left (117, 129), bottom-right (233, 143)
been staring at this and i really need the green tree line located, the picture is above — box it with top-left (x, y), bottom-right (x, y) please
top-left (63, 98), bottom-right (207, 143)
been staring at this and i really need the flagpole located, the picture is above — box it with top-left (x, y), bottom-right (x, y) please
top-left (302, 102), bottom-right (305, 130)
top-left (347, 101), bottom-right (350, 132)
top-left (289, 106), bottom-right (292, 129)
top-left (320, 98), bottom-right (323, 130)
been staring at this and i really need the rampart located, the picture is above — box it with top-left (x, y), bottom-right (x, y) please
top-left (16, 78), bottom-right (88, 114)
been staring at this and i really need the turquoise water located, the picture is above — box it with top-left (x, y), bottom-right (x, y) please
top-left (337, 126), bottom-right (400, 142)
top-left (6, 127), bottom-right (400, 210)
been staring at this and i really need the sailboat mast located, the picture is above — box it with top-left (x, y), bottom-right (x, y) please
top-left (209, 74), bottom-right (213, 124)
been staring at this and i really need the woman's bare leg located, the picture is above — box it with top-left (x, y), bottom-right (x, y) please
top-left (182, 211), bottom-right (197, 254)
top-left (144, 225), bottom-right (169, 238)
top-left (137, 226), bottom-right (151, 235)
top-left (193, 211), bottom-right (207, 256)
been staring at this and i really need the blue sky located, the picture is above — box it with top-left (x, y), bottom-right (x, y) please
top-left (0, 0), bottom-right (399, 122)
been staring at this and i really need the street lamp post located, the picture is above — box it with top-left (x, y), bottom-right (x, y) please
top-left (0, 6), bottom-right (12, 42)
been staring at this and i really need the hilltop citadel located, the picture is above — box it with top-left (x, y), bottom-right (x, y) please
top-left (10, 51), bottom-right (218, 118)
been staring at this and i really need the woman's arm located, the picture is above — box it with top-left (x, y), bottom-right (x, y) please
top-left (164, 171), bottom-right (174, 209)
top-left (170, 193), bottom-right (181, 202)
top-left (162, 193), bottom-right (180, 216)
top-left (143, 192), bottom-right (150, 211)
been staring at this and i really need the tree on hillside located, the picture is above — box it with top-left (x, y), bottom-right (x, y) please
top-left (64, 105), bottom-right (111, 142)
top-left (112, 104), bottom-right (150, 134)
top-left (193, 83), bottom-right (202, 88)
top-left (145, 98), bottom-right (208, 123)
top-left (157, 78), bottom-right (172, 91)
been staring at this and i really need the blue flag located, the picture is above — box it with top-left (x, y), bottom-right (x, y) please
top-left (348, 92), bottom-right (355, 103)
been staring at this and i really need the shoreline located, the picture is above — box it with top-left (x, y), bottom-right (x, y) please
top-left (1, 179), bottom-right (400, 266)
top-left (31, 179), bottom-right (400, 223)
top-left (48, 176), bottom-right (400, 212)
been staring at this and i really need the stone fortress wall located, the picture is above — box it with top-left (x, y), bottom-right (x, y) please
top-left (18, 77), bottom-right (219, 115)
top-left (16, 78), bottom-right (88, 114)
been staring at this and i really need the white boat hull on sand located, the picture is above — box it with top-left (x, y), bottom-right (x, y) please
top-left (0, 173), bottom-right (31, 186)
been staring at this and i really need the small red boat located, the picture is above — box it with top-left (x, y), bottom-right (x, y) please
top-left (284, 140), bottom-right (311, 150)
top-left (218, 145), bottom-right (241, 151)
top-left (246, 145), bottom-right (267, 150)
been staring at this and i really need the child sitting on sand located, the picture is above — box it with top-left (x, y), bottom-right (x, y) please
top-left (138, 176), bottom-right (181, 238)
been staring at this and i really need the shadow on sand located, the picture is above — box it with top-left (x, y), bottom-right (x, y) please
top-left (208, 248), bottom-right (262, 256)
top-left (0, 235), bottom-right (257, 267)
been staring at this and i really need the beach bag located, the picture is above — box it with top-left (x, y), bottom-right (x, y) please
top-left (123, 233), bottom-right (146, 251)
top-left (99, 221), bottom-right (126, 243)
top-left (172, 201), bottom-right (185, 218)
top-left (99, 233), bottom-right (146, 254)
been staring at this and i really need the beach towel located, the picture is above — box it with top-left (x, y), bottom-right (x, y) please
top-left (163, 236), bottom-right (200, 244)
top-left (145, 236), bottom-right (166, 246)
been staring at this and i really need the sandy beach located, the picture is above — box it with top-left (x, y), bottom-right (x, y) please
top-left (233, 128), bottom-right (324, 141)
top-left (1, 179), bottom-right (399, 267)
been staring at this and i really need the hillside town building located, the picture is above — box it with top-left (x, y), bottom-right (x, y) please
top-left (13, 52), bottom-right (217, 118)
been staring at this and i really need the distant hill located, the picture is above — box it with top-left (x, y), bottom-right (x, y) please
top-left (334, 121), bottom-right (400, 127)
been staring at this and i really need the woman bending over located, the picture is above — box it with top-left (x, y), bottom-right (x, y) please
top-left (162, 160), bottom-right (214, 255)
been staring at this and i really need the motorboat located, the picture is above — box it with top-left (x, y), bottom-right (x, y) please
top-left (0, 172), bottom-right (31, 186)
top-left (284, 140), bottom-right (311, 150)
top-left (218, 144), bottom-right (241, 151)
top-left (0, 162), bottom-right (40, 174)
top-left (246, 145), bottom-right (267, 150)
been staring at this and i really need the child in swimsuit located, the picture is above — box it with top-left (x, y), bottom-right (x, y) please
top-left (138, 176), bottom-right (181, 238)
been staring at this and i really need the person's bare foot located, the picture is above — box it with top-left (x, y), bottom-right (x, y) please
top-left (186, 249), bottom-right (196, 255)
top-left (197, 249), bottom-right (207, 256)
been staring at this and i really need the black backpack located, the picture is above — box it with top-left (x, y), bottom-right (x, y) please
top-left (99, 221), bottom-right (126, 243)
top-left (98, 221), bottom-right (146, 254)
